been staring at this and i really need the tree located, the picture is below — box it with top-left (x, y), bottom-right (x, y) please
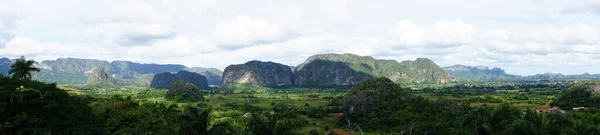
top-left (9, 56), bottom-right (40, 80)
top-left (247, 111), bottom-right (307, 135)
top-left (166, 80), bottom-right (204, 102)
top-left (179, 106), bottom-right (241, 135)
top-left (0, 76), bottom-right (104, 134)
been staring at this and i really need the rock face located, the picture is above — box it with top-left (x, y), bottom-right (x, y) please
top-left (151, 71), bottom-right (210, 89)
top-left (221, 61), bottom-right (294, 88)
top-left (86, 67), bottom-right (116, 86)
top-left (294, 60), bottom-right (374, 88)
top-left (295, 53), bottom-right (451, 86)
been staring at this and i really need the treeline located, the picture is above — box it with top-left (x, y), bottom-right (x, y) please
top-left (338, 78), bottom-right (600, 134)
top-left (0, 75), bottom-right (337, 134)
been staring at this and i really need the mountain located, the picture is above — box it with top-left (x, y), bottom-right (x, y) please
top-left (220, 60), bottom-right (294, 89)
top-left (444, 65), bottom-right (517, 81)
top-left (295, 53), bottom-right (451, 86)
top-left (150, 71), bottom-right (210, 90)
top-left (444, 65), bottom-right (600, 82)
top-left (86, 67), bottom-right (116, 86)
top-left (522, 73), bottom-right (600, 82)
top-left (0, 58), bottom-right (11, 76)
top-left (185, 67), bottom-right (223, 85)
top-left (294, 59), bottom-right (374, 88)
top-left (0, 57), bottom-right (222, 86)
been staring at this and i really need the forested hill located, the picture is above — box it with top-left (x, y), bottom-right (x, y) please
top-left (296, 53), bottom-right (451, 84)
top-left (0, 57), bottom-right (223, 86)
top-left (445, 64), bottom-right (600, 82)
top-left (445, 65), bottom-right (518, 81)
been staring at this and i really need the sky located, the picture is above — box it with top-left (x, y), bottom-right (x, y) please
top-left (0, 0), bottom-right (599, 75)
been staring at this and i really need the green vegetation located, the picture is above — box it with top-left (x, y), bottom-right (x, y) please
top-left (551, 81), bottom-right (600, 109)
top-left (0, 75), bottom-right (103, 134)
top-left (296, 53), bottom-right (450, 84)
top-left (4, 56), bottom-right (600, 135)
top-left (166, 80), bottom-right (204, 102)
top-left (8, 56), bottom-right (40, 80)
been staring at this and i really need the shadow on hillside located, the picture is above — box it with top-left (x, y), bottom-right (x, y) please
top-left (294, 59), bottom-right (375, 89)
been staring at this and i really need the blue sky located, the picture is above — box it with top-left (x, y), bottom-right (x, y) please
top-left (0, 0), bottom-right (599, 75)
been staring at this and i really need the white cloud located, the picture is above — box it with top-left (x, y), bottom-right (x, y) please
top-left (1, 0), bottom-right (600, 75)
top-left (212, 15), bottom-right (293, 49)
top-left (0, 37), bottom-right (109, 59)
top-left (395, 19), bottom-right (477, 48)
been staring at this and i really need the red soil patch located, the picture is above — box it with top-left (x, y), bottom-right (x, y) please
top-left (536, 105), bottom-right (551, 110)
top-left (331, 113), bottom-right (344, 118)
top-left (470, 103), bottom-right (499, 107)
top-left (333, 128), bottom-right (351, 135)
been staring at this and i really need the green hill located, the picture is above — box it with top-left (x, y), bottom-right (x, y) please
top-left (296, 53), bottom-right (451, 84)
top-left (444, 65), bottom-right (517, 81)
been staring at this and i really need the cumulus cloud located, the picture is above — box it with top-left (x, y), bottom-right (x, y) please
top-left (74, 0), bottom-right (180, 46)
top-left (561, 2), bottom-right (600, 15)
top-left (437, 22), bottom-right (600, 74)
top-left (394, 19), bottom-right (477, 48)
top-left (213, 15), bottom-right (297, 50)
top-left (0, 37), bottom-right (110, 60)
top-left (0, 0), bottom-right (599, 75)
top-left (0, 12), bottom-right (21, 46)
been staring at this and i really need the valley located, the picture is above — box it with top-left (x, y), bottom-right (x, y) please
top-left (2, 54), bottom-right (600, 134)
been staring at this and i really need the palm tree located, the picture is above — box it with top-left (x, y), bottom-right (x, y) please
top-left (179, 105), bottom-right (242, 135)
top-left (247, 111), bottom-right (307, 135)
top-left (9, 56), bottom-right (40, 80)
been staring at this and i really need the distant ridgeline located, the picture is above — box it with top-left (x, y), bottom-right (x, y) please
top-left (221, 53), bottom-right (451, 89)
top-left (3, 54), bottom-right (598, 88)
top-left (0, 57), bottom-right (223, 86)
top-left (445, 64), bottom-right (600, 82)
top-left (444, 65), bottom-right (518, 82)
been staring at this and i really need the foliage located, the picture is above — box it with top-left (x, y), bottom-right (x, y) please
top-left (246, 111), bottom-right (308, 135)
top-left (179, 106), bottom-right (242, 135)
top-left (296, 53), bottom-right (450, 84)
top-left (92, 96), bottom-right (179, 134)
top-left (9, 56), bottom-right (40, 80)
top-left (0, 76), bottom-right (104, 134)
top-left (551, 81), bottom-right (600, 109)
top-left (166, 80), bottom-right (204, 102)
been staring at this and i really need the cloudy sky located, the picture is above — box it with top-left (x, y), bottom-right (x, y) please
top-left (0, 0), bottom-right (599, 75)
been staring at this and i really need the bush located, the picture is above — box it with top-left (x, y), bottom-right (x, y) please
top-left (0, 76), bottom-right (104, 134)
top-left (165, 80), bottom-right (204, 102)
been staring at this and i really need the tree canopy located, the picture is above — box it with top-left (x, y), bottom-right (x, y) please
top-left (166, 80), bottom-right (204, 102)
top-left (9, 56), bottom-right (40, 80)
top-left (0, 75), bottom-right (104, 134)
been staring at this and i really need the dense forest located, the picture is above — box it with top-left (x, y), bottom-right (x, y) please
top-left (3, 75), bottom-right (600, 134)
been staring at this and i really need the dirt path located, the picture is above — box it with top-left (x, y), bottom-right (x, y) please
top-left (333, 128), bottom-right (351, 135)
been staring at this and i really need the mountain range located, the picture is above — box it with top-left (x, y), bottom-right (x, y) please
top-left (0, 57), bottom-right (222, 86)
top-left (2, 54), bottom-right (600, 88)
top-left (221, 53), bottom-right (451, 88)
top-left (444, 64), bottom-right (600, 82)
